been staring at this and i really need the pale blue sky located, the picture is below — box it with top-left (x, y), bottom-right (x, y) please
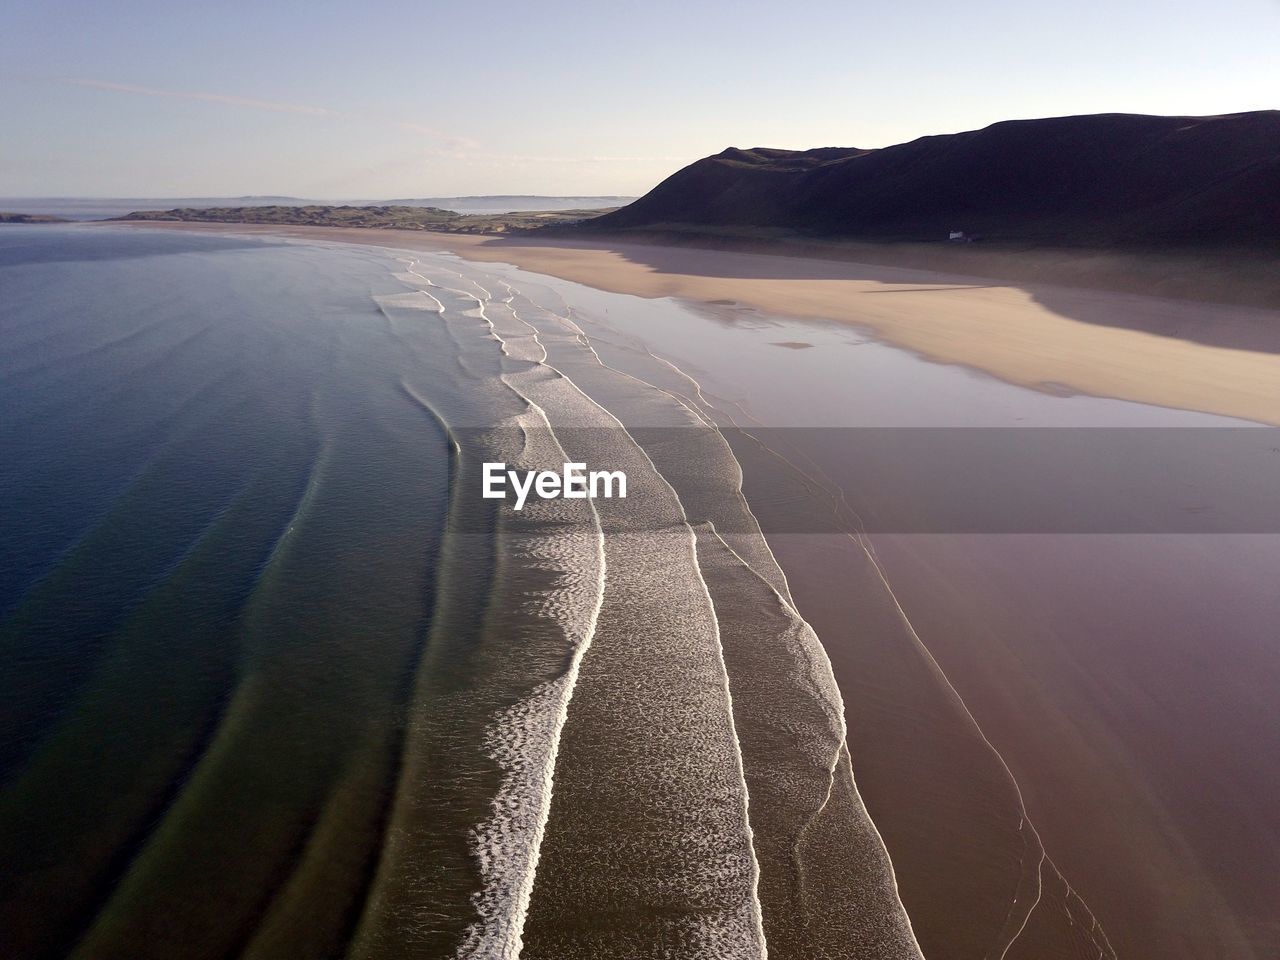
top-left (2, 0), bottom-right (1277, 197)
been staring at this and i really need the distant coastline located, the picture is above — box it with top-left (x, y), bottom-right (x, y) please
top-left (0, 212), bottom-right (68, 224)
top-left (114, 204), bottom-right (618, 234)
top-left (0, 195), bottom-right (635, 222)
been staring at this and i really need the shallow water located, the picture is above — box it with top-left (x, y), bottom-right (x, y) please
top-left (0, 226), bottom-right (921, 960)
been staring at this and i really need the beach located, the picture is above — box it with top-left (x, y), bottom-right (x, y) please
top-left (379, 226), bottom-right (1279, 958)
top-left (117, 223), bottom-right (1280, 426)
top-left (455, 242), bottom-right (1276, 959)
top-left (15, 221), bottom-right (1278, 959)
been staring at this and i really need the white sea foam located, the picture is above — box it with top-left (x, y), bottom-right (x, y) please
top-left (439, 262), bottom-right (768, 958)
top-left (492, 274), bottom-right (927, 957)
top-left (386, 262), bottom-right (605, 960)
top-left (447, 400), bottom-right (606, 959)
top-left (385, 248), bottom-right (1120, 960)
top-left (373, 290), bottom-right (444, 312)
top-left (383, 252), bottom-right (941, 959)
top-left (453, 466), bottom-right (605, 959)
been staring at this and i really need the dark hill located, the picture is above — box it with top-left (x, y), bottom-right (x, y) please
top-left (593, 112), bottom-right (1280, 248)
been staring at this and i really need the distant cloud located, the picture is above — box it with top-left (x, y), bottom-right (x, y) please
top-left (63, 78), bottom-right (477, 149)
top-left (421, 147), bottom-right (690, 166)
top-left (65, 79), bottom-right (332, 116)
top-left (396, 123), bottom-right (479, 151)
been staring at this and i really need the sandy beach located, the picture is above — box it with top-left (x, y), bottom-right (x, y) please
top-left (859, 532), bottom-right (1280, 959)
top-left (115, 223), bottom-right (1280, 426)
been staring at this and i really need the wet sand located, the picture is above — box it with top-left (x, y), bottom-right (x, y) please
top-left (862, 533), bottom-right (1280, 959)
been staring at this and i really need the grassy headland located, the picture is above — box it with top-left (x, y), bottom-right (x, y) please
top-left (117, 204), bottom-right (618, 234)
top-left (0, 212), bottom-right (69, 223)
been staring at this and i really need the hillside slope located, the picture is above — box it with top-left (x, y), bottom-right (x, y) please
top-left (594, 112), bottom-right (1280, 247)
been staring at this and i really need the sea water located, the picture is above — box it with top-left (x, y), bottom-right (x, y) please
top-left (0, 226), bottom-right (921, 960)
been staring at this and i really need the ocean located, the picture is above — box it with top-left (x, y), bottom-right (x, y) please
top-left (0, 225), bottom-right (918, 960)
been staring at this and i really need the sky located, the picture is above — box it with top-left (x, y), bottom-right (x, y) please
top-left (2, 0), bottom-right (1277, 198)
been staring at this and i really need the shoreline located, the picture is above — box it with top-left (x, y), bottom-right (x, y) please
top-left (102, 220), bottom-right (1280, 426)
top-left (16, 223), bottom-right (1274, 957)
